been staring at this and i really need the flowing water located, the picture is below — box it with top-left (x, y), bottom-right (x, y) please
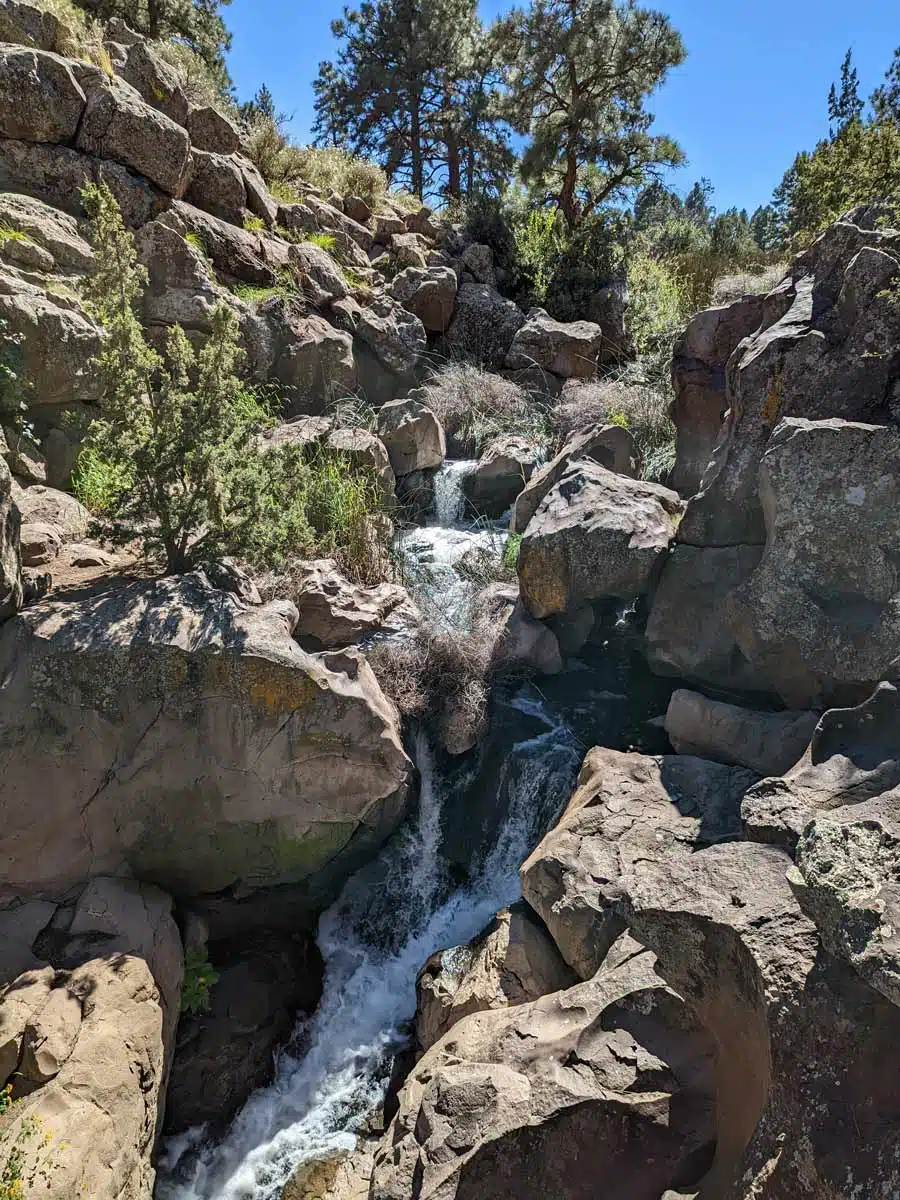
top-left (157, 714), bottom-right (582, 1200)
top-left (156, 460), bottom-right (584, 1200)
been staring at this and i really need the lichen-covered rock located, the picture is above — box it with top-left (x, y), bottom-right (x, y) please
top-left (518, 460), bottom-right (683, 618)
top-left (76, 72), bottom-right (192, 197)
top-left (389, 265), bottom-right (457, 332)
top-left (505, 307), bottom-right (602, 379)
top-left (292, 240), bottom-right (348, 304)
top-left (356, 295), bottom-right (427, 376)
top-left (0, 45), bottom-right (86, 143)
top-left (389, 230), bottom-right (428, 269)
top-left (0, 138), bottom-right (168, 227)
top-left (457, 240), bottom-right (495, 285)
top-left (236, 153), bottom-right (278, 226)
top-left (443, 282), bottom-right (525, 370)
top-left (724, 417), bottom-right (900, 705)
top-left (511, 424), bottom-right (639, 534)
top-left (0, 0), bottom-right (66, 50)
top-left (665, 688), bottom-right (818, 776)
top-left (521, 746), bottom-right (757, 979)
top-left (184, 148), bottom-right (247, 224)
top-left (0, 572), bottom-right (412, 908)
top-left (376, 397), bottom-right (446, 477)
top-left (274, 310), bottom-right (357, 414)
top-left (186, 104), bottom-right (241, 155)
top-left (0, 191), bottom-right (93, 271)
top-left (119, 39), bottom-right (189, 125)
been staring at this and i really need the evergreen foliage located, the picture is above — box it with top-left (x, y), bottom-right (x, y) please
top-left (492, 0), bottom-right (686, 229)
top-left (74, 0), bottom-right (232, 82)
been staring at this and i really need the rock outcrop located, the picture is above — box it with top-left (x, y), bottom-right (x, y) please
top-left (0, 876), bottom-right (183, 1200)
top-left (0, 572), bottom-right (412, 911)
top-left (518, 460), bottom-right (683, 618)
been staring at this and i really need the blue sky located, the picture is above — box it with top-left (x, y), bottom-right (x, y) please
top-left (224, 0), bottom-right (899, 213)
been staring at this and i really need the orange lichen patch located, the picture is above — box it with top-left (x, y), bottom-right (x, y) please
top-left (247, 660), bottom-right (319, 716)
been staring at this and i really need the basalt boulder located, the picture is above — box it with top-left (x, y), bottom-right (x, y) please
top-left (505, 307), bottom-right (603, 380)
top-left (462, 434), bottom-right (541, 519)
top-left (0, 571), bottom-right (412, 910)
top-left (518, 460), bottom-right (683, 619)
top-left (376, 397), bottom-right (446, 477)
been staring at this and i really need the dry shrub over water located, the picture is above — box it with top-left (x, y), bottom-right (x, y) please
top-left (418, 363), bottom-right (550, 454)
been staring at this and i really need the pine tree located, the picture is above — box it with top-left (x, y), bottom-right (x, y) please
top-left (75, 0), bottom-right (232, 80)
top-left (313, 0), bottom-right (507, 201)
top-left (872, 47), bottom-right (900, 123)
top-left (828, 48), bottom-right (864, 135)
top-left (684, 178), bottom-right (714, 227)
top-left (493, 0), bottom-right (686, 230)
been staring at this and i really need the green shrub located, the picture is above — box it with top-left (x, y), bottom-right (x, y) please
top-left (0, 317), bottom-right (24, 424)
top-left (181, 946), bottom-right (219, 1016)
top-left (30, 0), bottom-right (112, 72)
top-left (512, 207), bottom-right (567, 305)
top-left (305, 232), bottom-right (338, 253)
top-left (243, 214), bottom-right (265, 233)
top-left (626, 251), bottom-right (689, 357)
top-left (71, 444), bottom-right (132, 514)
top-left (153, 40), bottom-right (234, 109)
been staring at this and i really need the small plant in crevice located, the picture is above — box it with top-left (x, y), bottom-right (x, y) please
top-left (181, 947), bottom-right (219, 1016)
top-left (0, 1083), bottom-right (62, 1200)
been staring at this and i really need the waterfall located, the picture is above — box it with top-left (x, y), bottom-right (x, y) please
top-left (432, 459), bottom-right (476, 527)
top-left (156, 711), bottom-right (582, 1200)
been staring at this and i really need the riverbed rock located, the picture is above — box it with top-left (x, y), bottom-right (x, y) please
top-left (415, 902), bottom-right (577, 1051)
top-left (443, 282), bottom-right (526, 370)
top-left (521, 746), bottom-right (757, 979)
top-left (505, 307), bottom-right (603, 379)
top-left (511, 424), bottom-right (639, 534)
top-left (291, 560), bottom-right (417, 649)
top-left (724, 417), bottom-right (900, 706)
top-left (372, 948), bottom-right (716, 1200)
top-left (0, 876), bottom-right (183, 1200)
top-left (0, 571), bottom-right (412, 910)
top-left (665, 689), bottom-right (818, 776)
top-left (376, 397), bottom-right (446, 477)
top-left (389, 265), bottom-right (457, 332)
top-left (461, 434), bottom-right (541, 519)
top-left (518, 460), bottom-right (683, 619)
top-left (471, 583), bottom-right (563, 676)
top-left (616, 837), bottom-right (900, 1198)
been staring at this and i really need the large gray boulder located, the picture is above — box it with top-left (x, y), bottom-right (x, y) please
top-left (724, 417), bottom-right (900, 706)
top-left (521, 745), bottom-right (757, 979)
top-left (76, 72), bottom-right (192, 197)
top-left (184, 148), bottom-right (247, 225)
top-left (274, 310), bottom-right (357, 413)
top-left (518, 459), bottom-right (683, 618)
top-left (0, 0), bottom-right (67, 50)
top-left (0, 138), bottom-right (168, 227)
top-left (0, 45), bottom-right (86, 143)
top-left (505, 307), bottom-right (602, 379)
top-left (119, 39), bottom-right (189, 125)
top-left (291, 559), bottom-right (417, 649)
top-left (415, 901), bottom-right (576, 1052)
top-left (462, 434), bottom-right (541, 519)
top-left (0, 572), bottom-right (412, 909)
top-left (680, 207), bottom-right (900, 550)
top-left (443, 282), bottom-right (525, 370)
top-left (511, 424), bottom-right (639, 534)
top-left (471, 583), bottom-right (563, 676)
top-left (0, 191), bottom-right (93, 272)
top-left (376, 397), bottom-right (446, 477)
top-left (0, 276), bottom-right (103, 407)
top-left (665, 688), bottom-right (818, 777)
top-left (669, 287), bottom-right (790, 496)
top-left (389, 264), bottom-right (457, 333)
top-left (0, 459), bottom-right (21, 621)
top-left (372, 948), bottom-right (716, 1200)
top-left (186, 104), bottom-right (241, 155)
top-left (356, 294), bottom-right (427, 376)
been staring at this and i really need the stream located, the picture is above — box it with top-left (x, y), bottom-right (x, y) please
top-left (156, 462), bottom-right (670, 1200)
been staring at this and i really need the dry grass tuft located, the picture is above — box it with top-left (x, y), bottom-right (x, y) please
top-left (418, 363), bottom-right (549, 455)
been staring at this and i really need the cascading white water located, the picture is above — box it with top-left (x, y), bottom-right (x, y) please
top-left (156, 714), bottom-right (581, 1200)
top-left (396, 459), bottom-right (509, 629)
